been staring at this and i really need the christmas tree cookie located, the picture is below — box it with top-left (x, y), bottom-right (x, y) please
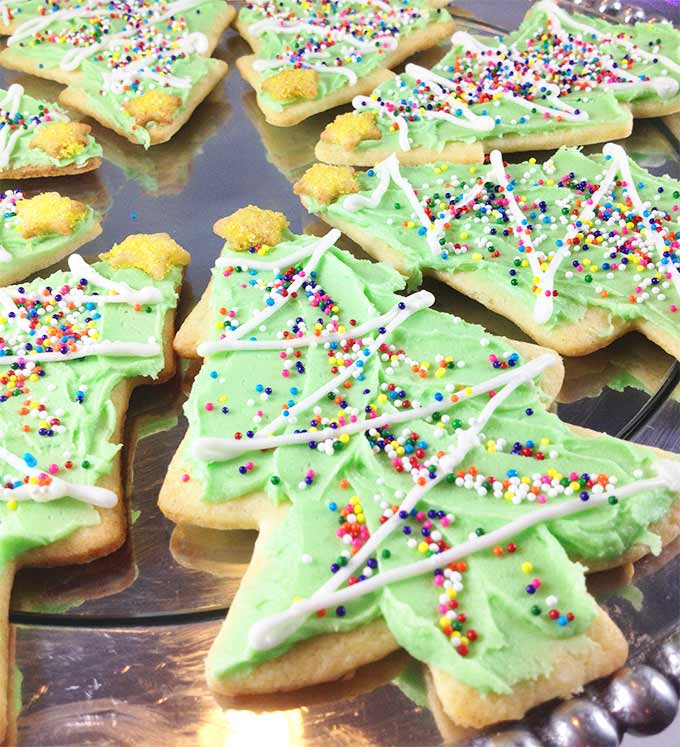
top-left (159, 207), bottom-right (680, 729)
top-left (0, 84), bottom-right (102, 178)
top-left (0, 232), bottom-right (189, 741)
top-left (235, 0), bottom-right (456, 127)
top-left (0, 189), bottom-right (102, 286)
top-left (297, 144), bottom-right (680, 358)
top-left (0, 0), bottom-right (236, 147)
top-left (316, 0), bottom-right (680, 166)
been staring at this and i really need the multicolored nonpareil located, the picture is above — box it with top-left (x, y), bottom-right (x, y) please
top-left (0, 0), bottom-right (236, 146)
top-left (236, 0), bottom-right (456, 125)
top-left (297, 145), bottom-right (680, 357)
top-left (316, 0), bottom-right (680, 165)
top-left (159, 207), bottom-right (680, 729)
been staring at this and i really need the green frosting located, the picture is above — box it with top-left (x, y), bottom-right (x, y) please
top-left (308, 147), bottom-right (680, 339)
top-left (0, 259), bottom-right (181, 566)
top-left (240, 0), bottom-right (451, 111)
top-left (3, 0), bottom-right (229, 147)
top-left (178, 227), bottom-right (678, 695)
top-left (0, 86), bottom-right (102, 170)
top-left (349, 3), bottom-right (680, 154)
top-left (0, 191), bottom-right (99, 284)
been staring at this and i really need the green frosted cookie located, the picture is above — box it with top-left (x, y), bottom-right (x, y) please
top-left (0, 232), bottom-right (188, 742)
top-left (298, 144), bottom-right (680, 358)
top-left (316, 0), bottom-right (680, 165)
top-left (0, 0), bottom-right (236, 146)
top-left (235, 0), bottom-right (456, 126)
top-left (159, 206), bottom-right (680, 729)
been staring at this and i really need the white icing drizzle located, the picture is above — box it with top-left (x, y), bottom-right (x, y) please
top-left (249, 457), bottom-right (680, 651)
top-left (343, 154), bottom-right (444, 253)
top-left (215, 240), bottom-right (329, 271)
top-left (197, 291), bottom-right (432, 355)
top-left (0, 246), bottom-right (10, 263)
top-left (212, 230), bottom-right (340, 346)
top-left (193, 346), bottom-right (553, 462)
top-left (0, 0), bottom-right (12, 27)
top-left (0, 340), bottom-right (161, 366)
top-left (69, 255), bottom-right (163, 305)
top-left (0, 287), bottom-right (19, 318)
top-left (0, 444), bottom-right (118, 508)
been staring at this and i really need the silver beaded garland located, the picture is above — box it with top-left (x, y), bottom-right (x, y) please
top-left (605, 665), bottom-right (679, 736)
top-left (542, 698), bottom-right (620, 747)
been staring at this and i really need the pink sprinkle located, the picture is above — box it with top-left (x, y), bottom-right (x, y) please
top-left (441, 517), bottom-right (450, 528)
top-left (182, 473), bottom-right (190, 482)
top-left (205, 402), bottom-right (214, 411)
top-left (281, 369), bottom-right (290, 377)
top-left (48, 464), bottom-right (59, 475)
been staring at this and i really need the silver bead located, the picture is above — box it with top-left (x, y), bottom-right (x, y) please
top-left (652, 639), bottom-right (680, 688)
top-left (542, 698), bottom-right (619, 747)
top-left (605, 665), bottom-right (679, 736)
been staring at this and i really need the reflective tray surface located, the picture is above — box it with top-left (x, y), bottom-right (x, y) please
top-left (2, 0), bottom-right (680, 744)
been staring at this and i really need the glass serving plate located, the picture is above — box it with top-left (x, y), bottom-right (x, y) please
top-left (1, 1), bottom-right (680, 744)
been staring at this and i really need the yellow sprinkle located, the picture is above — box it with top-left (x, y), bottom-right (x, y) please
top-left (521, 562), bottom-right (533, 574)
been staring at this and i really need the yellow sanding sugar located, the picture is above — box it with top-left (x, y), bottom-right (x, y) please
top-left (16, 192), bottom-right (88, 239)
top-left (294, 163), bottom-right (359, 204)
top-left (30, 121), bottom-right (91, 159)
top-left (213, 206), bottom-right (289, 251)
top-left (100, 233), bottom-right (190, 279)
top-left (123, 90), bottom-right (181, 126)
top-left (321, 111), bottom-right (380, 148)
top-left (261, 69), bottom-right (318, 101)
